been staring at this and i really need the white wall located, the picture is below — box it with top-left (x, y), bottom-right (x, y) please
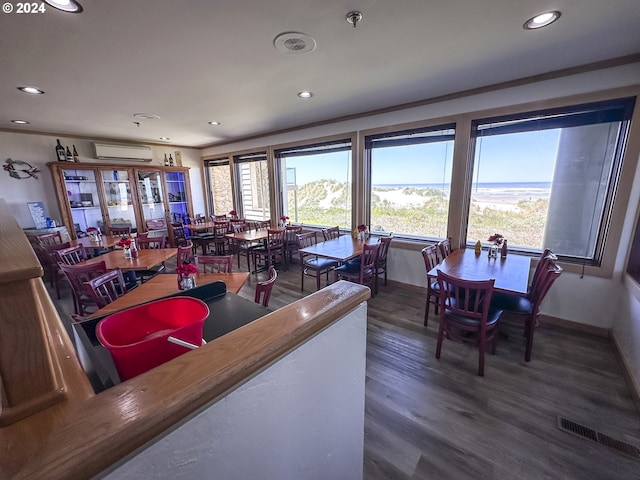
top-left (0, 132), bottom-right (204, 228)
top-left (103, 303), bottom-right (368, 480)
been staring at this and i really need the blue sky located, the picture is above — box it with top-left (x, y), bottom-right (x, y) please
top-left (284, 129), bottom-right (560, 186)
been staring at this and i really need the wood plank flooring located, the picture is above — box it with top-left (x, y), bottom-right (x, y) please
top-left (48, 256), bottom-right (640, 479)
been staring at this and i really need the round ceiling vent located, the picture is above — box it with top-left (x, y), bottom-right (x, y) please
top-left (274, 32), bottom-right (317, 55)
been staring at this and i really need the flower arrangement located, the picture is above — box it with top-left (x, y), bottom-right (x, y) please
top-left (357, 224), bottom-right (368, 232)
top-left (117, 237), bottom-right (132, 248)
top-left (280, 215), bottom-right (289, 223)
top-left (176, 262), bottom-right (198, 276)
top-left (488, 233), bottom-right (504, 246)
top-left (228, 210), bottom-right (237, 217)
top-left (86, 227), bottom-right (98, 232)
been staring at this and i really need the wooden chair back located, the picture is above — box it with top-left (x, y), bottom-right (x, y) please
top-left (195, 255), bottom-right (233, 273)
top-left (58, 261), bottom-right (108, 315)
top-left (255, 266), bottom-right (278, 307)
top-left (176, 242), bottom-right (194, 265)
top-left (36, 231), bottom-right (63, 246)
top-left (85, 269), bottom-right (128, 308)
top-left (108, 226), bottom-right (132, 237)
top-left (56, 244), bottom-right (87, 265)
top-left (253, 220), bottom-right (271, 230)
top-left (322, 226), bottom-right (340, 241)
top-left (171, 222), bottom-right (190, 247)
top-left (437, 238), bottom-right (453, 263)
top-left (137, 236), bottom-right (167, 249)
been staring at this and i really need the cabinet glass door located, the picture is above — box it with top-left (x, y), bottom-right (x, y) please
top-left (101, 169), bottom-right (138, 233)
top-left (63, 168), bottom-right (102, 236)
top-left (137, 170), bottom-right (167, 239)
top-left (165, 171), bottom-right (190, 224)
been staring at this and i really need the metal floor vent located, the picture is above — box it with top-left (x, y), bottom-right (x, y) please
top-left (557, 416), bottom-right (640, 459)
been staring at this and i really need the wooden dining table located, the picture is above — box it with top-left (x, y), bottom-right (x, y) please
top-left (71, 235), bottom-right (123, 250)
top-left (299, 234), bottom-right (380, 262)
top-left (428, 248), bottom-right (531, 295)
top-left (88, 271), bottom-right (250, 318)
top-left (75, 248), bottom-right (177, 271)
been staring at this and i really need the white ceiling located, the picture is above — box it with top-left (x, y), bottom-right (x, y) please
top-left (2, 0), bottom-right (639, 148)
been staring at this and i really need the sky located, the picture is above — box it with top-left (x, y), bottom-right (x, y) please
top-left (284, 129), bottom-right (560, 186)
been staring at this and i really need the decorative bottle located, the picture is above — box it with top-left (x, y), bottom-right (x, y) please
top-left (169, 154), bottom-right (174, 167)
top-left (474, 240), bottom-right (482, 255)
top-left (72, 145), bottom-right (79, 162)
top-left (501, 239), bottom-right (508, 258)
top-left (65, 146), bottom-right (74, 162)
top-left (164, 154), bottom-right (169, 166)
top-left (55, 139), bottom-right (66, 162)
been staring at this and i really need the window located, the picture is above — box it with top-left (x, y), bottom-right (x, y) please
top-left (365, 124), bottom-right (455, 239)
top-left (204, 157), bottom-right (233, 216)
top-left (233, 151), bottom-right (270, 221)
top-left (275, 139), bottom-right (352, 229)
top-left (468, 97), bottom-right (635, 263)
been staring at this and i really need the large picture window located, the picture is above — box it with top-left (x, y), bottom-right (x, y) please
top-left (204, 157), bottom-right (233, 216)
top-left (233, 151), bottom-right (270, 221)
top-left (366, 124), bottom-right (455, 239)
top-left (468, 97), bottom-right (635, 263)
top-left (275, 139), bottom-right (352, 229)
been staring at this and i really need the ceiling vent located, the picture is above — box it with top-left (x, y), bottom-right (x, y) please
top-left (93, 143), bottom-right (153, 162)
top-left (274, 32), bottom-right (316, 55)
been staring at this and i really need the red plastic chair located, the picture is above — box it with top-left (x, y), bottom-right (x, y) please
top-left (435, 270), bottom-right (502, 376)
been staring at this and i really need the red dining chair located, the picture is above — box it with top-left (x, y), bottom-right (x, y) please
top-left (176, 241), bottom-right (194, 266)
top-left (421, 244), bottom-right (441, 326)
top-left (296, 232), bottom-right (338, 291)
top-left (212, 221), bottom-right (231, 255)
top-left (283, 225), bottom-right (303, 268)
top-left (195, 255), bottom-right (233, 273)
top-left (56, 244), bottom-right (88, 265)
top-left (321, 226), bottom-right (340, 241)
top-left (491, 257), bottom-right (563, 362)
top-left (436, 237), bottom-right (453, 263)
top-left (85, 268), bottom-right (129, 309)
top-left (374, 235), bottom-right (393, 294)
top-left (252, 229), bottom-right (285, 272)
top-left (255, 266), bottom-right (278, 307)
top-left (36, 231), bottom-right (63, 246)
top-left (40, 241), bottom-right (72, 298)
top-left (134, 236), bottom-right (168, 282)
top-left (58, 261), bottom-right (109, 315)
top-left (335, 243), bottom-right (380, 296)
top-left (435, 270), bottom-right (502, 376)
top-left (108, 225), bottom-right (132, 237)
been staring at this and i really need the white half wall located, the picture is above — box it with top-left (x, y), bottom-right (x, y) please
top-left (103, 303), bottom-right (368, 480)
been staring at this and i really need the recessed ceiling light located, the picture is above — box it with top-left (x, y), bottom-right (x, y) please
top-left (134, 113), bottom-right (160, 120)
top-left (11, 120), bottom-right (29, 124)
top-left (298, 91), bottom-right (314, 99)
top-left (42, 0), bottom-right (83, 13)
top-left (17, 86), bottom-right (44, 95)
top-left (524, 11), bottom-right (561, 30)
top-left (159, 137), bottom-right (170, 141)
top-left (208, 121), bottom-right (222, 126)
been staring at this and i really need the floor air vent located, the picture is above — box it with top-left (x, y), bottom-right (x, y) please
top-left (557, 416), bottom-right (640, 459)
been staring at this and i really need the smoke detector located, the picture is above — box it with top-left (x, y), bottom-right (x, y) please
top-left (274, 32), bottom-right (317, 55)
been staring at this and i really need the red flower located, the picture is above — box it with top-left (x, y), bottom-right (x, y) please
top-left (357, 224), bottom-right (367, 231)
top-left (86, 227), bottom-right (98, 232)
top-left (228, 210), bottom-right (237, 216)
top-left (176, 262), bottom-right (198, 276)
top-left (488, 233), bottom-right (504, 245)
top-left (117, 237), bottom-right (132, 248)
top-left (280, 215), bottom-right (289, 222)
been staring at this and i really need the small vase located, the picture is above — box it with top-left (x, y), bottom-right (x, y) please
top-left (123, 247), bottom-right (132, 259)
top-left (178, 274), bottom-right (195, 290)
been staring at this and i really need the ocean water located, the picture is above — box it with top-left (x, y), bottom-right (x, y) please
top-left (374, 182), bottom-right (551, 189)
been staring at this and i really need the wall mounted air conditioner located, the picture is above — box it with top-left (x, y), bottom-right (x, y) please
top-left (93, 143), bottom-right (153, 162)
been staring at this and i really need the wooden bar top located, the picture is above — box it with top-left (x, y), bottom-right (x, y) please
top-left (89, 272), bottom-right (250, 318)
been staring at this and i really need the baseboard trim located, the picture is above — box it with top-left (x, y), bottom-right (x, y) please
top-left (610, 331), bottom-right (640, 416)
top-left (538, 314), bottom-right (609, 337)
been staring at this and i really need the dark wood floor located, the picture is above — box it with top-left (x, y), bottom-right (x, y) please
top-left (49, 257), bottom-right (640, 479)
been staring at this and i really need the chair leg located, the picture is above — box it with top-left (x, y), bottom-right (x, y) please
top-left (300, 267), bottom-right (305, 292)
top-left (424, 297), bottom-right (429, 327)
top-left (524, 317), bottom-right (535, 362)
top-left (478, 329), bottom-right (486, 376)
top-left (435, 319), bottom-right (445, 359)
top-left (316, 271), bottom-right (321, 291)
